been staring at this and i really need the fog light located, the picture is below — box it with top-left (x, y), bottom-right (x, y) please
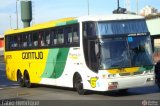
top-left (108, 82), bottom-right (118, 90)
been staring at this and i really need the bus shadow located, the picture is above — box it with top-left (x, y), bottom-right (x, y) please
top-left (92, 86), bottom-right (160, 97)
top-left (35, 84), bottom-right (159, 97)
top-left (34, 84), bottom-right (75, 92)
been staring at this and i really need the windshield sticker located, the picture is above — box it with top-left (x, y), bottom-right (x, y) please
top-left (128, 37), bottom-right (133, 42)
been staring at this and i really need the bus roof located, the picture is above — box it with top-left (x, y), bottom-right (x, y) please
top-left (5, 17), bottom-right (77, 35)
top-left (5, 14), bottom-right (144, 35)
top-left (78, 14), bottom-right (144, 22)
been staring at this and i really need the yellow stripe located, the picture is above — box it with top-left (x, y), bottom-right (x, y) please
top-left (108, 67), bottom-right (139, 74)
top-left (5, 17), bottom-right (76, 35)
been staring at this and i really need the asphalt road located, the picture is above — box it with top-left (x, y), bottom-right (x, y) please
top-left (0, 61), bottom-right (160, 106)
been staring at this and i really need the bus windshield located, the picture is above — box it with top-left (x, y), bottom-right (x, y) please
top-left (99, 36), bottom-right (154, 70)
top-left (100, 38), bottom-right (130, 69)
top-left (129, 36), bottom-right (153, 67)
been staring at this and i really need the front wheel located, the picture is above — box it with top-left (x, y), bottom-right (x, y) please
top-left (74, 74), bottom-right (87, 95)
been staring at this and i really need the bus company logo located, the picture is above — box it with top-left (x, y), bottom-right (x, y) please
top-left (142, 100), bottom-right (148, 106)
top-left (22, 52), bottom-right (43, 59)
top-left (69, 53), bottom-right (80, 60)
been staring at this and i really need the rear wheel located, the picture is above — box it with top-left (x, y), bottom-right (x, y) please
top-left (17, 71), bottom-right (25, 87)
top-left (74, 74), bottom-right (87, 95)
top-left (24, 71), bottom-right (33, 88)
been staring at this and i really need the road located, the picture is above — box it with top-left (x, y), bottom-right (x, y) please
top-left (0, 61), bottom-right (160, 106)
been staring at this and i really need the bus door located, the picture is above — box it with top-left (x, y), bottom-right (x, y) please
top-left (88, 40), bottom-right (99, 72)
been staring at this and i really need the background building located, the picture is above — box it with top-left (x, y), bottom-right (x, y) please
top-left (146, 18), bottom-right (160, 63)
top-left (140, 5), bottom-right (158, 16)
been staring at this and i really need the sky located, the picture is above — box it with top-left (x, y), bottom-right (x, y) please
top-left (0, 0), bottom-right (160, 35)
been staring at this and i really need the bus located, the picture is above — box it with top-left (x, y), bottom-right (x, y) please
top-left (4, 14), bottom-right (155, 95)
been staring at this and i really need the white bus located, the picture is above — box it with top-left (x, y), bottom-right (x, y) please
top-left (4, 14), bottom-right (155, 95)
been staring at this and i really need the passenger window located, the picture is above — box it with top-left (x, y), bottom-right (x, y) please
top-left (11, 36), bottom-right (18, 49)
top-left (83, 22), bottom-right (96, 36)
top-left (40, 31), bottom-right (51, 47)
top-left (7, 36), bottom-right (13, 50)
top-left (46, 31), bottom-right (51, 46)
top-left (57, 29), bottom-right (64, 44)
top-left (66, 27), bottom-right (73, 44)
top-left (73, 25), bottom-right (79, 43)
top-left (41, 33), bottom-right (45, 47)
top-left (22, 34), bottom-right (28, 48)
top-left (68, 33), bottom-right (73, 43)
top-left (18, 35), bottom-right (22, 48)
top-left (50, 30), bottom-right (55, 45)
top-left (33, 32), bottom-right (38, 47)
top-left (39, 32), bottom-right (44, 47)
top-left (5, 36), bottom-right (10, 50)
top-left (52, 30), bottom-right (58, 45)
top-left (28, 34), bottom-right (32, 47)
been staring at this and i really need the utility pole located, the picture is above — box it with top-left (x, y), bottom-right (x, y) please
top-left (136, 0), bottom-right (139, 15)
top-left (117, 0), bottom-right (120, 9)
top-left (16, 0), bottom-right (19, 29)
top-left (9, 15), bottom-right (12, 29)
top-left (87, 0), bottom-right (90, 15)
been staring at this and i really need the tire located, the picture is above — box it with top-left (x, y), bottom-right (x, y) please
top-left (74, 74), bottom-right (87, 95)
top-left (17, 71), bottom-right (25, 87)
top-left (24, 71), bottom-right (33, 88)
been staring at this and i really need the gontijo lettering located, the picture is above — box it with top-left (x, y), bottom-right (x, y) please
top-left (22, 52), bottom-right (43, 59)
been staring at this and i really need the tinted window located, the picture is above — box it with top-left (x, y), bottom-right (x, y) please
top-left (22, 34), bottom-right (28, 48)
top-left (5, 23), bottom-right (80, 51)
top-left (73, 25), bottom-right (79, 43)
top-left (57, 28), bottom-right (64, 44)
